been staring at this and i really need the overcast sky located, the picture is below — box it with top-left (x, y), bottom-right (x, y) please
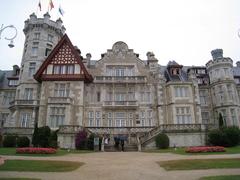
top-left (1, 0), bottom-right (240, 70)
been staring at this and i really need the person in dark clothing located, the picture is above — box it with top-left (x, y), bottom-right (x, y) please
top-left (120, 139), bottom-right (124, 151)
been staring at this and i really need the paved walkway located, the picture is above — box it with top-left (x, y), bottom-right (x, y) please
top-left (0, 152), bottom-right (240, 180)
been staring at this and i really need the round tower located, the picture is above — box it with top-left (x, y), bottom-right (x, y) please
top-left (11, 13), bottom-right (65, 128)
top-left (206, 49), bottom-right (240, 127)
top-left (19, 12), bottom-right (65, 84)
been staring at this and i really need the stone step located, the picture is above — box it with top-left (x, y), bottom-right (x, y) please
top-left (104, 144), bottom-right (138, 152)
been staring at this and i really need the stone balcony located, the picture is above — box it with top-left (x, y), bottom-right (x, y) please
top-left (103, 100), bottom-right (138, 109)
top-left (48, 97), bottom-right (73, 104)
top-left (9, 99), bottom-right (39, 108)
top-left (94, 76), bottom-right (147, 84)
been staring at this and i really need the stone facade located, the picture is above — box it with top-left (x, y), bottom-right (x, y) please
top-left (1, 14), bottom-right (240, 149)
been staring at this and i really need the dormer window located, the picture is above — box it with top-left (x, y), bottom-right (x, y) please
top-left (8, 79), bottom-right (18, 86)
top-left (172, 68), bottom-right (180, 75)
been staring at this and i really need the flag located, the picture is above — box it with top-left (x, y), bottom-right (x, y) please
top-left (49, 0), bottom-right (54, 10)
top-left (59, 5), bottom-right (65, 16)
top-left (38, 1), bottom-right (41, 11)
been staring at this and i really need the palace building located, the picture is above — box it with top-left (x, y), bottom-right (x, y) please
top-left (1, 13), bottom-right (240, 150)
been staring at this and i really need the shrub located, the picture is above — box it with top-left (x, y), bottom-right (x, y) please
top-left (49, 130), bottom-right (58, 148)
top-left (16, 136), bottom-right (30, 147)
top-left (185, 146), bottom-right (225, 153)
top-left (75, 130), bottom-right (88, 150)
top-left (3, 135), bottom-right (17, 147)
top-left (155, 133), bottom-right (169, 149)
top-left (208, 126), bottom-right (240, 147)
top-left (16, 147), bottom-right (56, 154)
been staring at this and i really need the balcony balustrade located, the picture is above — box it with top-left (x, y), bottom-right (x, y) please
top-left (103, 100), bottom-right (138, 109)
top-left (94, 76), bottom-right (146, 83)
top-left (48, 97), bottom-right (73, 104)
top-left (9, 99), bottom-right (39, 107)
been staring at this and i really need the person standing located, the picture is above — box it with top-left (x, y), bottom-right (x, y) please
top-left (120, 139), bottom-right (124, 151)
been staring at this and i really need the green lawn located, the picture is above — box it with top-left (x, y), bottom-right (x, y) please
top-left (0, 160), bottom-right (83, 172)
top-left (145, 146), bottom-right (240, 155)
top-left (199, 175), bottom-right (240, 180)
top-left (0, 148), bottom-right (93, 156)
top-left (0, 178), bottom-right (40, 180)
top-left (158, 158), bottom-right (240, 171)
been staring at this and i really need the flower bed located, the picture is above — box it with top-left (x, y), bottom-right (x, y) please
top-left (16, 147), bottom-right (57, 154)
top-left (185, 146), bottom-right (225, 153)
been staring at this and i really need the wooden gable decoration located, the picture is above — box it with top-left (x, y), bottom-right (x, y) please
top-left (34, 34), bottom-right (93, 82)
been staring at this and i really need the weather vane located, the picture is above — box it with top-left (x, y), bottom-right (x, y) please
top-left (0, 24), bottom-right (18, 48)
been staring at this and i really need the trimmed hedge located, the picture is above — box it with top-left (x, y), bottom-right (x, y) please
top-left (208, 126), bottom-right (240, 147)
top-left (17, 136), bottom-right (30, 147)
top-left (3, 135), bottom-right (17, 147)
top-left (155, 133), bottom-right (169, 149)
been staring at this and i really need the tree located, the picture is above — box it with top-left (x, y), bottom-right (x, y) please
top-left (38, 126), bottom-right (51, 147)
top-left (218, 113), bottom-right (224, 128)
top-left (32, 122), bottom-right (39, 147)
top-left (155, 133), bottom-right (169, 149)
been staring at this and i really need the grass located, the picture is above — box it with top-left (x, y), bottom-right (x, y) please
top-left (199, 175), bottom-right (240, 180)
top-left (0, 148), bottom-right (93, 156)
top-left (0, 178), bottom-right (40, 180)
top-left (158, 158), bottom-right (240, 171)
top-left (144, 146), bottom-right (240, 155)
top-left (0, 160), bottom-right (83, 172)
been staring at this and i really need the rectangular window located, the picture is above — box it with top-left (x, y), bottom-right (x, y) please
top-left (97, 92), bottom-right (101, 102)
top-left (24, 88), bottom-right (33, 100)
top-left (176, 107), bottom-right (192, 124)
top-left (66, 65), bottom-right (74, 74)
top-left (8, 80), bottom-right (18, 86)
top-left (33, 33), bottom-right (40, 40)
top-left (54, 83), bottom-right (70, 97)
top-left (230, 109), bottom-right (237, 126)
top-left (28, 62), bottom-right (36, 77)
top-left (48, 34), bottom-right (53, 42)
top-left (115, 112), bottom-right (126, 127)
top-left (227, 84), bottom-right (233, 101)
top-left (88, 111), bottom-right (94, 126)
top-left (140, 111), bottom-right (145, 126)
top-left (175, 86), bottom-right (189, 97)
top-left (147, 110), bottom-right (152, 126)
top-left (115, 93), bottom-right (125, 101)
top-left (107, 112), bottom-right (113, 127)
top-left (20, 113), bottom-right (32, 127)
top-left (31, 47), bottom-right (38, 56)
top-left (1, 113), bottom-right (9, 127)
top-left (199, 90), bottom-right (207, 105)
top-left (128, 112), bottom-right (133, 126)
top-left (202, 112), bottom-right (209, 124)
top-left (95, 111), bottom-right (101, 127)
top-left (50, 107), bottom-right (65, 128)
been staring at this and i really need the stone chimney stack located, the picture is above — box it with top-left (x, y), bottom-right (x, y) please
top-left (236, 61), bottom-right (240, 67)
top-left (86, 53), bottom-right (92, 67)
top-left (211, 49), bottom-right (223, 60)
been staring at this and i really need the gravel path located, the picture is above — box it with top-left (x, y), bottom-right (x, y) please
top-left (0, 152), bottom-right (240, 180)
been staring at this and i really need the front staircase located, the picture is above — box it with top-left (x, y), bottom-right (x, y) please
top-left (104, 144), bottom-right (138, 152)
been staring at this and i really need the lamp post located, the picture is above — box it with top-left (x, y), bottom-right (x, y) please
top-left (0, 24), bottom-right (18, 48)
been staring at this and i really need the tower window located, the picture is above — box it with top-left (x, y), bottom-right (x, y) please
top-left (33, 33), bottom-right (40, 40)
top-left (45, 43), bottom-right (53, 56)
top-left (28, 62), bottom-right (36, 77)
top-left (48, 34), bottom-right (54, 42)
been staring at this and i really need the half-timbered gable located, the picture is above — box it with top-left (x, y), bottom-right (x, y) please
top-left (34, 34), bottom-right (93, 82)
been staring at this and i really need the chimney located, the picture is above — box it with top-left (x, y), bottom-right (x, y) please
top-left (211, 49), bottom-right (223, 60)
top-left (236, 61), bottom-right (240, 67)
top-left (86, 53), bottom-right (92, 67)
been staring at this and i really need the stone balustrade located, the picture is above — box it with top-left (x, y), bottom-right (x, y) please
top-left (48, 97), bottom-right (73, 104)
top-left (9, 99), bottom-right (39, 107)
top-left (94, 76), bottom-right (146, 83)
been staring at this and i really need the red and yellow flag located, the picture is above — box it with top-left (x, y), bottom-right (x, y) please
top-left (49, 0), bottom-right (54, 10)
